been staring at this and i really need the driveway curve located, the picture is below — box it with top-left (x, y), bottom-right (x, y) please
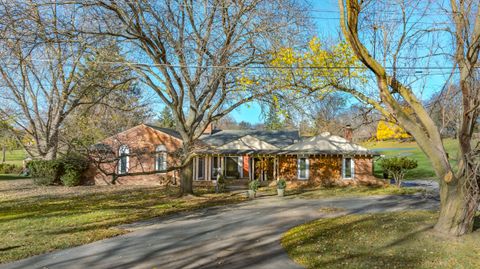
top-left (1, 194), bottom-right (438, 269)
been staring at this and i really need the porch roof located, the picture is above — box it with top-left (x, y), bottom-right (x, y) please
top-left (195, 148), bottom-right (380, 156)
top-left (199, 129), bottom-right (300, 148)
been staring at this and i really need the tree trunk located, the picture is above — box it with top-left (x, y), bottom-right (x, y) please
top-left (1, 144), bottom-right (5, 163)
top-left (44, 147), bottom-right (57, 160)
top-left (180, 159), bottom-right (194, 195)
top-left (435, 176), bottom-right (479, 236)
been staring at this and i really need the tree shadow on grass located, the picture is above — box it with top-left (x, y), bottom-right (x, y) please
top-left (284, 213), bottom-right (437, 269)
top-left (0, 175), bottom-right (28, 181)
top-left (0, 245), bottom-right (22, 252)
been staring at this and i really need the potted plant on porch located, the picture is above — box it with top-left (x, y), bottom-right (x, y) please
top-left (277, 179), bottom-right (286, 196)
top-left (248, 179), bottom-right (260, 198)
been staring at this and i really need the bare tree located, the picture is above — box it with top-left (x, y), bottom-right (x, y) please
top-left (0, 120), bottom-right (20, 163)
top-left (0, 1), bottom-right (133, 160)
top-left (427, 84), bottom-right (462, 138)
top-left (337, 0), bottom-right (480, 235)
top-left (87, 0), bottom-right (308, 195)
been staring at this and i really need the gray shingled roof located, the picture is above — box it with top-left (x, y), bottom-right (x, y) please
top-left (145, 124), bottom-right (182, 140)
top-left (284, 133), bottom-right (372, 153)
top-left (140, 126), bottom-right (377, 156)
top-left (199, 129), bottom-right (300, 148)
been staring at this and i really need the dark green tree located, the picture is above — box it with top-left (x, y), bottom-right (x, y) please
top-left (264, 104), bottom-right (283, 131)
top-left (61, 43), bottom-right (150, 153)
top-left (156, 107), bottom-right (176, 129)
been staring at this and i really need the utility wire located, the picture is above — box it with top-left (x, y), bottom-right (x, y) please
top-left (0, 57), bottom-right (475, 71)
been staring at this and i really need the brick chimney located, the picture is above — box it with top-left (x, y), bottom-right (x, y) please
top-left (203, 123), bottom-right (214, 135)
top-left (344, 124), bottom-right (353, 142)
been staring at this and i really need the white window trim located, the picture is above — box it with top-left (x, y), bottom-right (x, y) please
top-left (155, 152), bottom-right (168, 172)
top-left (342, 157), bottom-right (355, 180)
top-left (297, 157), bottom-right (309, 180)
top-left (155, 145), bottom-right (168, 172)
top-left (118, 145), bottom-right (129, 174)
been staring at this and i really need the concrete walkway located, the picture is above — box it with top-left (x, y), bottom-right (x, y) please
top-left (1, 194), bottom-right (438, 269)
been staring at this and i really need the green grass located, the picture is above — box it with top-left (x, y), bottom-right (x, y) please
top-left (362, 139), bottom-right (459, 180)
top-left (259, 185), bottom-right (420, 198)
top-left (2, 149), bottom-right (26, 166)
top-left (0, 180), bottom-right (246, 264)
top-left (287, 185), bottom-right (420, 198)
top-left (282, 211), bottom-right (480, 269)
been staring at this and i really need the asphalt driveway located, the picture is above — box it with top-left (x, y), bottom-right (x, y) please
top-left (1, 194), bottom-right (438, 269)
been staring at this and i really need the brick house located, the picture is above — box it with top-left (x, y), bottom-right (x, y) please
top-left (88, 124), bottom-right (380, 186)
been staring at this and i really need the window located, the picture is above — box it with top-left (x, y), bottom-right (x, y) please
top-left (155, 145), bottom-right (167, 172)
top-left (118, 145), bottom-right (129, 174)
top-left (342, 157), bottom-right (355, 179)
top-left (197, 157), bottom-right (205, 180)
top-left (297, 157), bottom-right (309, 180)
top-left (225, 156), bottom-right (240, 178)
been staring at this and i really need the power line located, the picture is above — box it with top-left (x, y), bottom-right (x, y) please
top-left (0, 57), bottom-right (475, 72)
top-left (32, 1), bottom-right (460, 14)
top-left (22, 0), bottom-right (460, 25)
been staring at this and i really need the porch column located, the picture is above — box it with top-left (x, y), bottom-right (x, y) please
top-left (248, 156), bottom-right (252, 180)
top-left (277, 156), bottom-right (280, 180)
top-left (273, 156), bottom-right (277, 181)
top-left (239, 156), bottom-right (243, 178)
top-left (192, 157), bottom-right (197, 181)
top-left (206, 156), bottom-right (211, 181)
top-left (221, 156), bottom-right (225, 176)
top-left (252, 157), bottom-right (255, 180)
top-left (262, 157), bottom-right (266, 181)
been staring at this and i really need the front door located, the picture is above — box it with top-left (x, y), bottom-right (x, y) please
top-left (253, 157), bottom-right (274, 181)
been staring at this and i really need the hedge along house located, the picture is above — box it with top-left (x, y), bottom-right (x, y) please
top-left (88, 123), bottom-right (380, 186)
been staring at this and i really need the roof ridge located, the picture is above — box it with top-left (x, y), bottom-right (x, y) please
top-left (144, 124), bottom-right (182, 140)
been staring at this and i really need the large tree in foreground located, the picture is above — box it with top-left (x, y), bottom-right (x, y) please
top-left (0, 1), bottom-right (133, 160)
top-left (337, 0), bottom-right (480, 235)
top-left (90, 0), bottom-right (308, 195)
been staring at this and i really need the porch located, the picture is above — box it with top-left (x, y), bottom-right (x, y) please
top-left (192, 155), bottom-right (280, 182)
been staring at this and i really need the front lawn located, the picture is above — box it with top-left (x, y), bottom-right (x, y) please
top-left (288, 185), bottom-right (420, 198)
top-left (0, 179), bottom-right (246, 264)
top-left (258, 185), bottom-right (420, 198)
top-left (1, 149), bottom-right (27, 167)
top-left (362, 139), bottom-right (459, 180)
top-left (282, 211), bottom-right (480, 269)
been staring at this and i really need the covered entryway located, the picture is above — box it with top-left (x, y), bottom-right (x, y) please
top-left (250, 156), bottom-right (278, 181)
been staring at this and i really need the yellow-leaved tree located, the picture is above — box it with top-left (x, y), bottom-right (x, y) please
top-left (269, 36), bottom-right (366, 99)
top-left (376, 121), bottom-right (411, 140)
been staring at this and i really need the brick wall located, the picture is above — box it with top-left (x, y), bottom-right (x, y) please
top-left (87, 124), bottom-right (183, 186)
top-left (278, 155), bottom-right (297, 181)
top-left (353, 157), bottom-right (379, 185)
top-left (309, 156), bottom-right (342, 186)
top-left (278, 155), bottom-right (382, 187)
